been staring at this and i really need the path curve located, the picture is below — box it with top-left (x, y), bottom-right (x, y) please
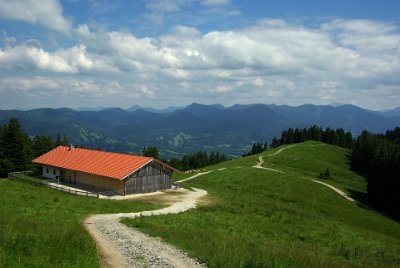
top-left (252, 145), bottom-right (295, 173)
top-left (253, 156), bottom-right (285, 173)
top-left (177, 171), bottom-right (213, 183)
top-left (311, 179), bottom-right (356, 202)
top-left (84, 188), bottom-right (207, 268)
top-left (268, 145), bottom-right (296, 156)
top-left (252, 145), bottom-right (357, 204)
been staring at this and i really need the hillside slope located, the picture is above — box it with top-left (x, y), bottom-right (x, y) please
top-left (124, 141), bottom-right (400, 267)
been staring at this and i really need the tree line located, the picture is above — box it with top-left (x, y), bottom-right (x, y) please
top-left (270, 125), bottom-right (354, 149)
top-left (351, 128), bottom-right (400, 216)
top-left (242, 142), bottom-right (268, 157)
top-left (142, 146), bottom-right (228, 171)
top-left (0, 118), bottom-right (69, 177)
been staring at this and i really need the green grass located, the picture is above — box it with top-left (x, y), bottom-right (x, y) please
top-left (124, 141), bottom-right (400, 267)
top-left (0, 179), bottom-right (163, 267)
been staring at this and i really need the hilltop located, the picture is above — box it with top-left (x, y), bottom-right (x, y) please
top-left (124, 141), bottom-right (400, 267)
top-left (0, 103), bottom-right (399, 158)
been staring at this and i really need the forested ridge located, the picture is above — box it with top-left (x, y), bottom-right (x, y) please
top-left (270, 125), bottom-right (354, 149)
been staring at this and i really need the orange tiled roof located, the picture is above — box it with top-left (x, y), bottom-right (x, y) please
top-left (32, 146), bottom-right (154, 180)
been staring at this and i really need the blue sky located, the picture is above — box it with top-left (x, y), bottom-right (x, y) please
top-left (0, 0), bottom-right (399, 110)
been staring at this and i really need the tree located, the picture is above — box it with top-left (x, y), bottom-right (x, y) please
top-left (270, 137), bottom-right (280, 149)
top-left (318, 168), bottom-right (332, 180)
top-left (142, 146), bottom-right (160, 159)
top-left (33, 135), bottom-right (54, 157)
top-left (0, 118), bottom-right (33, 175)
top-left (54, 133), bottom-right (69, 147)
top-left (351, 129), bottom-right (400, 216)
top-left (242, 142), bottom-right (267, 157)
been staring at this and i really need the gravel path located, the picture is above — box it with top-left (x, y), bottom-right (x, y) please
top-left (84, 188), bottom-right (207, 268)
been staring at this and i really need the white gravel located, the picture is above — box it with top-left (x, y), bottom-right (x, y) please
top-left (84, 188), bottom-right (207, 268)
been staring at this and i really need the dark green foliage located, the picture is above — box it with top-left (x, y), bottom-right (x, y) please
top-left (270, 125), bottom-right (354, 150)
top-left (318, 168), bottom-right (332, 180)
top-left (142, 146), bottom-right (160, 159)
top-left (0, 119), bottom-right (71, 177)
top-left (168, 151), bottom-right (228, 171)
top-left (0, 118), bottom-right (33, 176)
top-left (242, 142), bottom-right (268, 157)
top-left (54, 133), bottom-right (69, 147)
top-left (351, 128), bottom-right (400, 216)
top-left (32, 135), bottom-right (54, 157)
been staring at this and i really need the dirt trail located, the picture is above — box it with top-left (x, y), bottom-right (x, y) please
top-left (311, 179), bottom-right (356, 202)
top-left (253, 145), bottom-right (357, 203)
top-left (253, 156), bottom-right (285, 173)
top-left (177, 171), bottom-right (212, 183)
top-left (268, 145), bottom-right (296, 156)
top-left (84, 188), bottom-right (207, 268)
top-left (252, 145), bottom-right (296, 173)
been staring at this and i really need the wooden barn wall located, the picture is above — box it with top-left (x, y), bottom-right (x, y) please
top-left (124, 163), bottom-right (172, 195)
top-left (62, 169), bottom-right (124, 194)
top-left (62, 169), bottom-right (75, 183)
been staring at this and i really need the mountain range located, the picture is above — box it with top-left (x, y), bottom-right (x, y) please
top-left (0, 103), bottom-right (399, 158)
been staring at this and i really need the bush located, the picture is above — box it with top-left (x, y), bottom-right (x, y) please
top-left (318, 168), bottom-right (331, 180)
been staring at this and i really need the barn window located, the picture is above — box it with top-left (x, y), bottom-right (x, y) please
top-left (53, 169), bottom-right (56, 175)
top-left (46, 167), bottom-right (49, 173)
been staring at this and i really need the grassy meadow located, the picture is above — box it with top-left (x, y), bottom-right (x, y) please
top-left (0, 179), bottom-right (163, 267)
top-left (124, 141), bottom-right (400, 267)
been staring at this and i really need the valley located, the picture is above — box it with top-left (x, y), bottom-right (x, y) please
top-left (1, 103), bottom-right (399, 158)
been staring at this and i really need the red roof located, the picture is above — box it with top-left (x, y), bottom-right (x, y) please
top-left (32, 146), bottom-right (154, 180)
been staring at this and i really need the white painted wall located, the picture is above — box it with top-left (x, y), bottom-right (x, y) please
top-left (42, 166), bottom-right (61, 180)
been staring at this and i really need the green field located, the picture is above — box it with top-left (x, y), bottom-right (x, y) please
top-left (0, 179), bottom-right (163, 267)
top-left (124, 141), bottom-right (400, 267)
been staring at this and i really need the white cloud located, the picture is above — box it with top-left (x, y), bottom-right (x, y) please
top-left (0, 44), bottom-right (118, 73)
top-left (0, 45), bottom-right (75, 73)
top-left (0, 0), bottom-right (71, 33)
top-left (1, 18), bottom-right (400, 109)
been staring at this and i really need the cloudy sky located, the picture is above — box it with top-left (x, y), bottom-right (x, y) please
top-left (0, 0), bottom-right (399, 110)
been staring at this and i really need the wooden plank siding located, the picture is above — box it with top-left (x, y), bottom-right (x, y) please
top-left (62, 169), bottom-right (76, 184)
top-left (62, 168), bottom-right (124, 195)
top-left (124, 162), bottom-right (172, 195)
top-left (76, 172), bottom-right (124, 194)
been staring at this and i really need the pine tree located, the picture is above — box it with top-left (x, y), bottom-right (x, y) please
top-left (33, 135), bottom-right (54, 157)
top-left (142, 146), bottom-right (160, 159)
top-left (0, 118), bottom-right (33, 175)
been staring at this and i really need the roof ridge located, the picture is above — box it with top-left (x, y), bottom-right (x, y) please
top-left (58, 145), bottom-right (153, 159)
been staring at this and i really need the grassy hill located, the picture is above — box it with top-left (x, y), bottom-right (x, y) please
top-left (124, 141), bottom-right (400, 267)
top-left (0, 180), bottom-right (163, 267)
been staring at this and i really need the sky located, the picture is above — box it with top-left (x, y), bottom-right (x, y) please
top-left (0, 0), bottom-right (399, 110)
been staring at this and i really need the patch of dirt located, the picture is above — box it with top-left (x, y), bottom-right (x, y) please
top-left (132, 190), bottom-right (187, 205)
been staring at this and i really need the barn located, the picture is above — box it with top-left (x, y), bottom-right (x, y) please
top-left (32, 145), bottom-right (177, 195)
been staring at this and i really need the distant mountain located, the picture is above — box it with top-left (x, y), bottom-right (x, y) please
top-left (127, 105), bottom-right (183, 113)
top-left (0, 103), bottom-right (399, 158)
top-left (380, 106), bottom-right (400, 118)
